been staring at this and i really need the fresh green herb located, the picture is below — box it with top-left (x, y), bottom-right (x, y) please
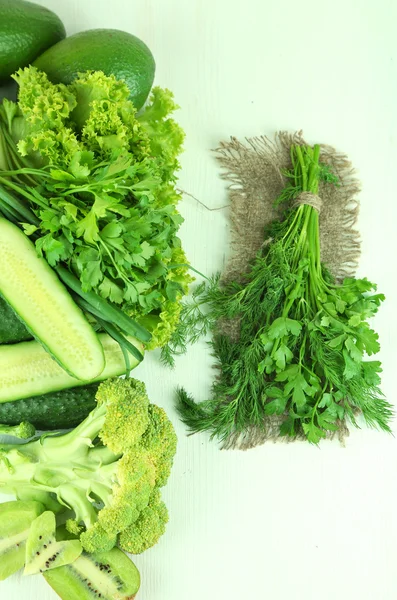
top-left (0, 67), bottom-right (193, 351)
top-left (174, 145), bottom-right (391, 443)
top-left (160, 274), bottom-right (220, 367)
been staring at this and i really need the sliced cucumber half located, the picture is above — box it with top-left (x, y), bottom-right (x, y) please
top-left (0, 333), bottom-right (143, 403)
top-left (0, 218), bottom-right (104, 380)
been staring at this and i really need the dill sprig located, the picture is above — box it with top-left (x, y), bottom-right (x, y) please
top-left (161, 274), bottom-right (222, 367)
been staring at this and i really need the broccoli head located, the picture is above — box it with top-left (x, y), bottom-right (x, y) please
top-left (0, 377), bottom-right (177, 555)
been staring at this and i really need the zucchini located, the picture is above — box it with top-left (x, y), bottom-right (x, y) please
top-left (0, 333), bottom-right (143, 403)
top-left (0, 296), bottom-right (32, 344)
top-left (0, 384), bottom-right (99, 429)
top-left (0, 218), bottom-right (105, 380)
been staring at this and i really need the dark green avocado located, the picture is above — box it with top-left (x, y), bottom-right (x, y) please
top-left (0, 0), bottom-right (66, 82)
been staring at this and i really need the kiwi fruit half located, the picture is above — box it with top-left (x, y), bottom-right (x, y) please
top-left (0, 500), bottom-right (45, 580)
top-left (24, 511), bottom-right (82, 575)
top-left (44, 545), bottom-right (141, 600)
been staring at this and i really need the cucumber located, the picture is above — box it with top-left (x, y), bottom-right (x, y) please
top-left (0, 384), bottom-right (98, 429)
top-left (0, 296), bottom-right (32, 343)
top-left (0, 218), bottom-right (104, 380)
top-left (0, 333), bottom-right (143, 403)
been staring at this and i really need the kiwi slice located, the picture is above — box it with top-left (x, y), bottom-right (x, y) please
top-left (44, 546), bottom-right (141, 600)
top-left (0, 500), bottom-right (45, 580)
top-left (24, 511), bottom-right (82, 575)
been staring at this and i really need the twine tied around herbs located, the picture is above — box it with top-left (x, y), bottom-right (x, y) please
top-left (293, 191), bottom-right (323, 213)
top-left (210, 131), bottom-right (361, 450)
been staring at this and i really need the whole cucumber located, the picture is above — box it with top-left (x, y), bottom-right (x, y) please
top-left (0, 384), bottom-right (99, 429)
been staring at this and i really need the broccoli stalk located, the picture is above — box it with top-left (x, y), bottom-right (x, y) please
top-left (0, 378), bottom-right (177, 555)
top-left (0, 421), bottom-right (36, 439)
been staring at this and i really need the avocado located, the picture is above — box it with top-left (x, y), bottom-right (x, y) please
top-left (33, 28), bottom-right (156, 110)
top-left (0, 0), bottom-right (66, 82)
top-left (0, 80), bottom-right (17, 102)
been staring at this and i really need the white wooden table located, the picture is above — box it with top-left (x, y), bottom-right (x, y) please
top-left (1, 1), bottom-right (397, 598)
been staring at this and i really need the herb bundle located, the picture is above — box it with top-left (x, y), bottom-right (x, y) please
top-left (172, 144), bottom-right (391, 444)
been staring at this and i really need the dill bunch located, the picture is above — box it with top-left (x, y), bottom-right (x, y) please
top-left (170, 144), bottom-right (392, 444)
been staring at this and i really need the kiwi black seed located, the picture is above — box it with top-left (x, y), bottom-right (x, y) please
top-left (43, 546), bottom-right (140, 599)
top-left (0, 501), bottom-right (48, 581)
top-left (25, 511), bottom-right (82, 575)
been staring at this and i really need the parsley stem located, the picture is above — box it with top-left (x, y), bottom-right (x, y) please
top-left (98, 237), bottom-right (136, 287)
top-left (168, 263), bottom-right (209, 281)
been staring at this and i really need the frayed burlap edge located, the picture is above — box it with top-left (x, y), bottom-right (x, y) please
top-left (213, 131), bottom-right (361, 449)
top-left (222, 418), bottom-right (350, 450)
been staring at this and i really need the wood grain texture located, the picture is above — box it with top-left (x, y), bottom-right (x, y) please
top-left (1, 0), bottom-right (397, 598)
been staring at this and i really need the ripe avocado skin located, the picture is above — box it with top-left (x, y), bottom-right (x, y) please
top-left (0, 0), bottom-right (66, 82)
top-left (33, 29), bottom-right (156, 110)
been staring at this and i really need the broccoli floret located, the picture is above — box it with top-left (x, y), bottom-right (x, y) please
top-left (79, 522), bottom-right (117, 554)
top-left (140, 405), bottom-right (178, 487)
top-left (96, 378), bottom-right (150, 452)
top-left (0, 378), bottom-right (177, 555)
top-left (119, 489), bottom-right (169, 554)
top-left (0, 421), bottom-right (36, 439)
top-left (92, 450), bottom-right (155, 537)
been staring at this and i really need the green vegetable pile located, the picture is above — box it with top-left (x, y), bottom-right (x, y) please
top-left (0, 377), bottom-right (177, 576)
top-left (0, 2), bottom-right (392, 598)
top-left (174, 145), bottom-right (392, 444)
top-left (0, 66), bottom-right (192, 351)
top-left (0, 7), bottom-right (183, 599)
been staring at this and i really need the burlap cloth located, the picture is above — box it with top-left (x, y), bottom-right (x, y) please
top-left (213, 131), bottom-right (361, 449)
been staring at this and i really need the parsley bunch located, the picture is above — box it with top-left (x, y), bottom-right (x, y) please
top-left (174, 144), bottom-right (392, 444)
top-left (0, 68), bottom-right (192, 351)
